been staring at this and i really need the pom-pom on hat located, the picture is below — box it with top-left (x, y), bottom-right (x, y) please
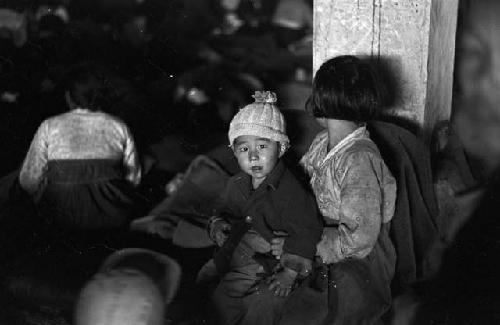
top-left (228, 91), bottom-right (290, 149)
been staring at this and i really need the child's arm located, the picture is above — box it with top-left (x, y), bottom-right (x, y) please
top-left (206, 179), bottom-right (239, 246)
top-left (19, 121), bottom-right (49, 199)
top-left (317, 151), bottom-right (389, 264)
top-left (208, 216), bottom-right (232, 246)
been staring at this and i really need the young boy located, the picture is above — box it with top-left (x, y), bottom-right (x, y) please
top-left (201, 91), bottom-right (322, 325)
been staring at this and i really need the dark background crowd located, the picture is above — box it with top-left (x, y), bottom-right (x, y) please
top-left (0, 0), bottom-right (313, 179)
top-left (0, 1), bottom-right (314, 323)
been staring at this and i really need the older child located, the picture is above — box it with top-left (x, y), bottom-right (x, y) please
top-left (300, 55), bottom-right (397, 324)
top-left (204, 91), bottom-right (322, 325)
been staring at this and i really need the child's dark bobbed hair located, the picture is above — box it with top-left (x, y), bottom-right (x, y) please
top-left (307, 55), bottom-right (387, 122)
top-left (64, 62), bottom-right (107, 111)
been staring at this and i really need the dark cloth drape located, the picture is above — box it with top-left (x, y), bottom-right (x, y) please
top-left (367, 121), bottom-right (440, 293)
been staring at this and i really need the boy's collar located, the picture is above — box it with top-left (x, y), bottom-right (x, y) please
top-left (236, 159), bottom-right (286, 191)
top-left (265, 159), bottom-right (286, 190)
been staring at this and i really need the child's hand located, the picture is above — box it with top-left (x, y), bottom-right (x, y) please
top-left (316, 227), bottom-right (340, 264)
top-left (270, 230), bottom-right (288, 259)
top-left (270, 237), bottom-right (285, 259)
top-left (267, 268), bottom-right (298, 297)
top-left (211, 219), bottom-right (231, 247)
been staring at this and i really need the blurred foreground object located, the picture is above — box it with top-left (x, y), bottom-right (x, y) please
top-left (75, 248), bottom-right (181, 325)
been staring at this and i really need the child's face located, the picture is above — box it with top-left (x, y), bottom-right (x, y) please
top-left (233, 135), bottom-right (280, 189)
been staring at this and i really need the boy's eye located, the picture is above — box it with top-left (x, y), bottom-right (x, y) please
top-left (237, 146), bottom-right (248, 152)
top-left (258, 144), bottom-right (268, 149)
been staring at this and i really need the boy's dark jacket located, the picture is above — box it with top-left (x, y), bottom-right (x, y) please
top-left (216, 159), bottom-right (323, 273)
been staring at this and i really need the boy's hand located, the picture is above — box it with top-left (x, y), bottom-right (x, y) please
top-left (271, 237), bottom-right (285, 259)
top-left (270, 230), bottom-right (288, 259)
top-left (211, 220), bottom-right (231, 247)
top-left (267, 268), bottom-right (298, 297)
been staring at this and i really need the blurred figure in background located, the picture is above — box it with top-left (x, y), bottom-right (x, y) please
top-left (0, 7), bottom-right (27, 48)
top-left (212, 0), bottom-right (277, 36)
top-left (393, 0), bottom-right (500, 323)
top-left (19, 62), bottom-right (143, 231)
top-left (271, 0), bottom-right (312, 49)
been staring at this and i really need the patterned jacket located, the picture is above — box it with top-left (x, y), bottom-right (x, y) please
top-left (301, 126), bottom-right (396, 262)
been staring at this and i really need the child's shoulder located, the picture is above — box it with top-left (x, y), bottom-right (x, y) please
top-left (344, 136), bottom-right (380, 155)
top-left (340, 137), bottom-right (383, 165)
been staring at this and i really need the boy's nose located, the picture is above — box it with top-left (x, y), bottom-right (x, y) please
top-left (248, 149), bottom-right (259, 161)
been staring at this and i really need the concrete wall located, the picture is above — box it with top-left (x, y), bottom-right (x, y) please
top-left (314, 0), bottom-right (458, 141)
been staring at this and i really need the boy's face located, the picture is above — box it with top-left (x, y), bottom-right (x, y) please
top-left (233, 135), bottom-right (281, 189)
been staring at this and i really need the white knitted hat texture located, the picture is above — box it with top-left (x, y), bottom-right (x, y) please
top-left (228, 91), bottom-right (289, 146)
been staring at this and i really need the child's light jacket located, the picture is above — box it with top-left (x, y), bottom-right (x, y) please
top-left (301, 126), bottom-right (396, 262)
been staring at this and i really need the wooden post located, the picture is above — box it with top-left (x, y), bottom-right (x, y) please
top-left (314, 0), bottom-right (459, 142)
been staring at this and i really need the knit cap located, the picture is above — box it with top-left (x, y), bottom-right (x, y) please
top-left (228, 91), bottom-right (290, 148)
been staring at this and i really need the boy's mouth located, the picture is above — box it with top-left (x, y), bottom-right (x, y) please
top-left (251, 166), bottom-right (263, 172)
